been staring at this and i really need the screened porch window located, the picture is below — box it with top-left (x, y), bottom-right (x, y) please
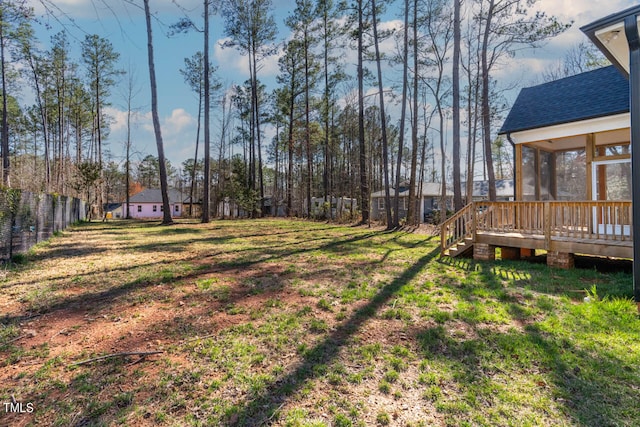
top-left (521, 146), bottom-right (537, 201)
top-left (521, 146), bottom-right (586, 201)
top-left (556, 149), bottom-right (586, 201)
top-left (540, 150), bottom-right (553, 200)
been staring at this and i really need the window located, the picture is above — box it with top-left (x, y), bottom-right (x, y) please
top-left (137, 205), bottom-right (142, 213)
top-left (595, 160), bottom-right (631, 201)
top-left (153, 205), bottom-right (157, 212)
top-left (596, 143), bottom-right (630, 158)
top-left (160, 205), bottom-right (164, 212)
top-left (521, 146), bottom-right (537, 201)
top-left (175, 205), bottom-right (180, 212)
top-left (378, 198), bottom-right (384, 210)
top-left (556, 149), bottom-right (586, 201)
top-left (539, 150), bottom-right (553, 200)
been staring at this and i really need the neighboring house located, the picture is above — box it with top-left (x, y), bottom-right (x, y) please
top-left (462, 179), bottom-right (514, 202)
top-left (104, 203), bottom-right (123, 219)
top-left (127, 189), bottom-right (184, 219)
top-left (442, 65), bottom-right (633, 265)
top-left (263, 196), bottom-right (286, 217)
top-left (371, 182), bottom-right (449, 223)
top-left (305, 196), bottom-right (358, 220)
top-left (218, 197), bottom-right (249, 219)
top-left (182, 196), bottom-right (202, 218)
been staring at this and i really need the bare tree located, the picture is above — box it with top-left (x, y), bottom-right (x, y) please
top-left (203, 0), bottom-right (211, 222)
top-left (422, 0), bottom-right (453, 224)
top-left (406, 0), bottom-right (419, 225)
top-left (393, 0), bottom-right (410, 228)
top-left (452, 0), bottom-right (463, 211)
top-left (476, 0), bottom-right (569, 200)
top-left (0, 0), bottom-right (32, 186)
top-left (222, 0), bottom-right (277, 217)
top-left (143, 0), bottom-right (172, 224)
top-left (371, 0), bottom-right (392, 227)
top-left (121, 65), bottom-right (141, 219)
top-left (356, 0), bottom-right (369, 225)
top-left (541, 42), bottom-right (610, 82)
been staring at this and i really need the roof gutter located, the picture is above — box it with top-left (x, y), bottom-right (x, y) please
top-left (582, 5), bottom-right (640, 311)
top-left (623, 14), bottom-right (640, 310)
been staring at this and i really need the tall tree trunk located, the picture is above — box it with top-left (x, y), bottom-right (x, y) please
top-left (357, 0), bottom-right (369, 225)
top-left (407, 0), bottom-right (419, 225)
top-left (143, 0), bottom-right (172, 224)
top-left (481, 0), bottom-right (497, 201)
top-left (125, 73), bottom-right (133, 219)
top-left (371, 0), bottom-right (392, 228)
top-left (287, 74), bottom-right (295, 217)
top-left (322, 3), bottom-right (331, 219)
top-left (465, 28), bottom-right (480, 205)
top-left (253, 49), bottom-right (265, 217)
top-left (217, 95), bottom-right (229, 218)
top-left (190, 77), bottom-right (202, 218)
top-left (394, 0), bottom-right (410, 228)
top-left (96, 70), bottom-right (105, 218)
top-left (304, 29), bottom-right (312, 218)
top-left (438, 106), bottom-right (446, 223)
top-left (202, 0), bottom-right (211, 222)
top-left (0, 23), bottom-right (9, 187)
top-left (273, 121), bottom-right (279, 217)
top-left (25, 48), bottom-right (49, 190)
top-left (452, 0), bottom-right (463, 210)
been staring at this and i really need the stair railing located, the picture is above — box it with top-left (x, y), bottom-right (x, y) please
top-left (440, 203), bottom-right (475, 256)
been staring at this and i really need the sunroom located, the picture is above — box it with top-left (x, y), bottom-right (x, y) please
top-left (441, 65), bottom-right (633, 265)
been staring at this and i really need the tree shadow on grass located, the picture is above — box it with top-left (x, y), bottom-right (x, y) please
top-left (436, 255), bottom-right (633, 299)
top-left (414, 320), bottom-right (638, 426)
top-left (0, 226), bottom-right (386, 325)
top-left (226, 246), bottom-right (441, 426)
top-left (426, 254), bottom-right (637, 425)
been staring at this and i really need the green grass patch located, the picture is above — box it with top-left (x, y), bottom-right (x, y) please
top-left (0, 219), bottom-right (637, 427)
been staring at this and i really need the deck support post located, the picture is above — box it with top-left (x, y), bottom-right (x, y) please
top-left (547, 251), bottom-right (575, 269)
top-left (473, 243), bottom-right (495, 261)
top-left (624, 15), bottom-right (640, 313)
top-left (501, 246), bottom-right (521, 260)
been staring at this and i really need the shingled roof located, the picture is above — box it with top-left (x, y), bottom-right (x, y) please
top-left (499, 66), bottom-right (629, 135)
top-left (129, 189), bottom-right (184, 204)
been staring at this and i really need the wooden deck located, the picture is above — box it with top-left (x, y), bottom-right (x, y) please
top-left (441, 201), bottom-right (633, 260)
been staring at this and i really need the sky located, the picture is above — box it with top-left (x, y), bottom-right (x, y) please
top-left (26, 0), bottom-right (640, 174)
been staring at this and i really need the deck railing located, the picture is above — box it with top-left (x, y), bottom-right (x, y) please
top-left (441, 200), bottom-right (632, 255)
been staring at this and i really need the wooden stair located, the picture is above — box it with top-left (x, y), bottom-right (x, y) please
top-left (447, 237), bottom-right (474, 257)
top-left (440, 202), bottom-right (475, 258)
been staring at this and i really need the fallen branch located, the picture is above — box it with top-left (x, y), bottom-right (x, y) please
top-left (7, 334), bottom-right (25, 344)
top-left (70, 351), bottom-right (163, 367)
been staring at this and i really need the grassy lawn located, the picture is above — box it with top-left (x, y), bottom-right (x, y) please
top-left (1, 218), bottom-right (639, 426)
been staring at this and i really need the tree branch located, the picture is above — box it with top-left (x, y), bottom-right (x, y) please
top-left (69, 351), bottom-right (163, 367)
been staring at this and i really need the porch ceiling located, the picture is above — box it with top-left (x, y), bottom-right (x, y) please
top-left (508, 113), bottom-right (630, 150)
top-left (524, 127), bottom-right (631, 151)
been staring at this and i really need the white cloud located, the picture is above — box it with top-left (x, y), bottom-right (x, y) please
top-left (104, 107), bottom-right (129, 133)
top-left (213, 38), bottom-right (282, 84)
top-left (379, 19), bottom-right (403, 33)
top-left (491, 0), bottom-right (638, 95)
top-left (104, 106), bottom-right (197, 166)
top-left (165, 109), bottom-right (195, 134)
